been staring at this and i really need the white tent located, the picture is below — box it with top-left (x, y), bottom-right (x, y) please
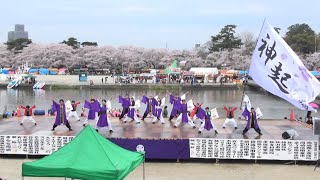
top-left (189, 67), bottom-right (218, 75)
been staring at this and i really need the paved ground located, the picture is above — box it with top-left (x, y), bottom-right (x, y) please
top-left (0, 158), bottom-right (319, 180)
top-left (0, 116), bottom-right (315, 140)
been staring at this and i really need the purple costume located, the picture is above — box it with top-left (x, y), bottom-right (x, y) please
top-left (170, 95), bottom-right (181, 117)
top-left (203, 112), bottom-right (213, 131)
top-left (154, 100), bottom-right (163, 119)
top-left (52, 100), bottom-right (68, 125)
top-left (242, 107), bottom-right (261, 134)
top-left (242, 108), bottom-right (260, 129)
top-left (119, 96), bottom-right (130, 118)
top-left (97, 104), bottom-right (109, 127)
top-left (141, 96), bottom-right (156, 116)
top-left (196, 107), bottom-right (206, 119)
top-left (84, 100), bottom-right (100, 120)
top-left (127, 100), bottom-right (136, 119)
top-left (179, 103), bottom-right (189, 123)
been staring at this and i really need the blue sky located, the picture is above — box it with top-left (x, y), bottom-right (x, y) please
top-left (0, 0), bottom-right (319, 49)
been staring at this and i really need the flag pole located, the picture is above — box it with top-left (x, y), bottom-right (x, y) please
top-left (239, 18), bottom-right (267, 110)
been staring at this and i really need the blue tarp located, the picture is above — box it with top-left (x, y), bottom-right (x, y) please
top-left (49, 70), bottom-right (57, 75)
top-left (39, 68), bottom-right (49, 75)
top-left (311, 71), bottom-right (320, 76)
top-left (1, 69), bottom-right (8, 74)
top-left (239, 70), bottom-right (248, 75)
top-left (28, 68), bottom-right (38, 74)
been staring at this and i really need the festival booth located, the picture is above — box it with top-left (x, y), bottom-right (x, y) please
top-left (164, 60), bottom-right (181, 83)
top-left (189, 67), bottom-right (218, 83)
top-left (182, 71), bottom-right (194, 83)
top-left (22, 126), bottom-right (144, 180)
top-left (156, 69), bottom-right (168, 84)
top-left (219, 69), bottom-right (240, 83)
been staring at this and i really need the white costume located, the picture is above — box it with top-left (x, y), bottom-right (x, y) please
top-left (21, 116), bottom-right (36, 124)
top-left (222, 107), bottom-right (237, 129)
top-left (152, 97), bottom-right (165, 124)
top-left (125, 98), bottom-right (141, 123)
top-left (286, 129), bottom-right (299, 140)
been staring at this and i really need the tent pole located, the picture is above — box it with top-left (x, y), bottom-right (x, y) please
top-left (143, 156), bottom-right (145, 180)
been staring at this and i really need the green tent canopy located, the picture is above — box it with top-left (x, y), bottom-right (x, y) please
top-left (164, 59), bottom-right (178, 74)
top-left (22, 126), bottom-right (144, 180)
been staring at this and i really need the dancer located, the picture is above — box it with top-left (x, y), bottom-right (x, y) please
top-left (96, 99), bottom-right (113, 133)
top-left (174, 99), bottom-right (196, 128)
top-left (125, 97), bottom-right (141, 123)
top-left (141, 95), bottom-right (156, 120)
top-left (168, 92), bottom-right (182, 121)
top-left (20, 105), bottom-right (37, 126)
top-left (152, 97), bottom-right (165, 124)
top-left (119, 94), bottom-right (130, 120)
top-left (198, 107), bottom-right (218, 134)
top-left (223, 106), bottom-right (238, 129)
top-left (80, 108), bottom-right (86, 117)
top-left (190, 102), bottom-right (203, 120)
top-left (242, 107), bottom-right (262, 135)
top-left (51, 99), bottom-right (73, 131)
top-left (83, 98), bottom-right (100, 126)
top-left (282, 129), bottom-right (299, 140)
top-left (67, 100), bottom-right (81, 121)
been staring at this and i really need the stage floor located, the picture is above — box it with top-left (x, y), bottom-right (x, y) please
top-left (0, 115), bottom-right (316, 140)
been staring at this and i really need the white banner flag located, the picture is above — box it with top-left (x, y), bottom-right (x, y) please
top-left (249, 21), bottom-right (320, 111)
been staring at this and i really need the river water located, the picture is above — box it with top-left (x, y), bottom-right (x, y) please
top-left (0, 87), bottom-right (318, 119)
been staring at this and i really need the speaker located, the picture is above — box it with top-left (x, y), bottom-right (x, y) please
top-left (313, 118), bottom-right (320, 135)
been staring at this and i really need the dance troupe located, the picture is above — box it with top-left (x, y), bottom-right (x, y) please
top-left (19, 92), bottom-right (263, 135)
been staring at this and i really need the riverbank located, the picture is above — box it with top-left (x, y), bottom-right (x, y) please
top-left (1, 158), bottom-right (319, 180)
top-left (0, 75), bottom-right (241, 90)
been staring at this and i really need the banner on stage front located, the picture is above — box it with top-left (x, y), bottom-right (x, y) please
top-left (189, 138), bottom-right (318, 161)
top-left (249, 21), bottom-right (320, 111)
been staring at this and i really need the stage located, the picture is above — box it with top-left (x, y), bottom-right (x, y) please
top-left (0, 116), bottom-right (318, 161)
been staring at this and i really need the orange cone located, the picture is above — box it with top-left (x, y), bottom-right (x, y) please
top-left (290, 109), bottom-right (295, 121)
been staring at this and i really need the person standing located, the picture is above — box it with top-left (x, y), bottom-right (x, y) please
top-left (168, 92), bottom-right (183, 121)
top-left (125, 97), bottom-right (141, 123)
top-left (223, 106), bottom-right (238, 129)
top-left (152, 97), bottom-right (165, 124)
top-left (174, 99), bottom-right (196, 128)
top-left (141, 95), bottom-right (156, 120)
top-left (83, 99), bottom-right (100, 126)
top-left (242, 107), bottom-right (262, 135)
top-left (51, 99), bottom-right (73, 131)
top-left (119, 94), bottom-right (131, 120)
top-left (20, 105), bottom-right (37, 126)
top-left (198, 107), bottom-right (218, 134)
top-left (96, 99), bottom-right (113, 133)
top-left (190, 102), bottom-right (205, 122)
top-left (67, 100), bottom-right (81, 121)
